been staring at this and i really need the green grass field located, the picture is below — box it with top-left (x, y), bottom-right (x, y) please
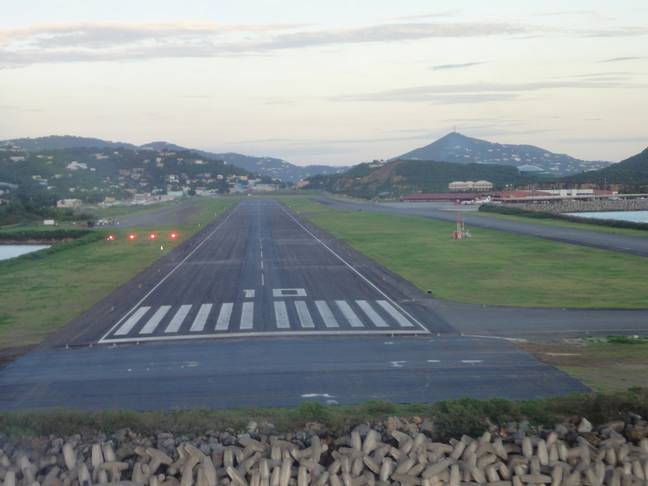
top-left (0, 198), bottom-right (235, 351)
top-left (281, 196), bottom-right (648, 308)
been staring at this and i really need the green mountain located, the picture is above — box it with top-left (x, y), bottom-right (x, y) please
top-left (564, 147), bottom-right (648, 189)
top-left (0, 145), bottom-right (258, 204)
top-left (305, 159), bottom-right (533, 199)
top-left (398, 132), bottom-right (610, 176)
top-left (2, 136), bottom-right (347, 183)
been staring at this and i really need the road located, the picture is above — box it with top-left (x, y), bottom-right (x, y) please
top-left (315, 197), bottom-right (648, 257)
top-left (0, 199), bottom-right (590, 410)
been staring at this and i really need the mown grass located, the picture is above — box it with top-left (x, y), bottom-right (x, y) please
top-left (523, 338), bottom-right (648, 393)
top-left (280, 196), bottom-right (648, 308)
top-left (0, 198), bottom-right (235, 350)
top-left (1, 389), bottom-right (647, 439)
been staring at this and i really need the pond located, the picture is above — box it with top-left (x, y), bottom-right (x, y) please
top-left (0, 245), bottom-right (51, 261)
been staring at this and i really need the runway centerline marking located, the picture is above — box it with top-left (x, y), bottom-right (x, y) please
top-left (278, 203), bottom-right (430, 334)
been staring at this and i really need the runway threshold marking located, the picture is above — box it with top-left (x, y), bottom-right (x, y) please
top-left (295, 300), bottom-right (315, 328)
top-left (190, 304), bottom-right (212, 332)
top-left (98, 206), bottom-right (239, 344)
top-left (335, 300), bottom-right (364, 328)
top-left (315, 300), bottom-right (339, 328)
top-left (376, 300), bottom-right (414, 328)
top-left (274, 301), bottom-right (290, 329)
top-left (139, 305), bottom-right (171, 334)
top-left (165, 305), bottom-right (192, 333)
top-left (356, 300), bottom-right (389, 328)
top-left (114, 307), bottom-right (150, 336)
top-left (240, 302), bottom-right (254, 330)
top-left (278, 204), bottom-right (430, 335)
top-left (214, 303), bottom-right (233, 331)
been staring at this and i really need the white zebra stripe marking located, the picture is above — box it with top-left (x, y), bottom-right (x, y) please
top-left (375, 300), bottom-right (414, 327)
top-left (274, 301), bottom-right (290, 329)
top-left (240, 302), bottom-right (254, 330)
top-left (114, 307), bottom-right (150, 336)
top-left (190, 304), bottom-right (212, 332)
top-left (356, 300), bottom-right (388, 327)
top-left (215, 303), bottom-right (233, 331)
top-left (315, 300), bottom-right (339, 328)
top-left (139, 305), bottom-right (171, 334)
top-left (165, 305), bottom-right (192, 333)
top-left (335, 300), bottom-right (364, 328)
top-left (295, 301), bottom-right (315, 328)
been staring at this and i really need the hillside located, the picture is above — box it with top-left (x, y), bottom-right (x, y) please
top-left (3, 136), bottom-right (347, 183)
top-left (565, 146), bottom-right (648, 189)
top-left (0, 145), bottom-right (258, 204)
top-left (305, 159), bottom-right (531, 199)
top-left (398, 132), bottom-right (610, 176)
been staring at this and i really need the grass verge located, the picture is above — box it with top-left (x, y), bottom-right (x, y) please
top-left (521, 337), bottom-right (648, 393)
top-left (1, 389), bottom-right (647, 438)
top-left (0, 197), bottom-right (235, 352)
top-left (279, 196), bottom-right (648, 308)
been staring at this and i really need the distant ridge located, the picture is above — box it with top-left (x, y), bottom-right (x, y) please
top-left (397, 132), bottom-right (611, 176)
top-left (1, 136), bottom-right (347, 183)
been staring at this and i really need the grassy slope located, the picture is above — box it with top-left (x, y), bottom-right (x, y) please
top-left (0, 198), bottom-right (235, 350)
top-left (280, 196), bottom-right (648, 308)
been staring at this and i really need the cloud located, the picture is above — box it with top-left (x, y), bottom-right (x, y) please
top-left (558, 136), bottom-right (648, 144)
top-left (2, 20), bottom-right (648, 69)
top-left (388, 10), bottom-right (462, 21)
top-left (599, 56), bottom-right (646, 63)
top-left (534, 10), bottom-right (603, 18)
top-left (432, 61), bottom-right (486, 71)
top-left (333, 79), bottom-right (637, 103)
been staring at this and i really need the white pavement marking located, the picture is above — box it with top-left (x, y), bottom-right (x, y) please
top-left (278, 204), bottom-right (430, 334)
top-left (261, 273), bottom-right (265, 286)
top-left (335, 300), bottom-right (364, 328)
top-left (274, 301), bottom-right (290, 329)
top-left (139, 305), bottom-right (171, 335)
top-left (215, 303), bottom-right (233, 331)
top-left (461, 360), bottom-right (483, 364)
top-left (376, 300), bottom-right (414, 327)
top-left (390, 361), bottom-right (406, 368)
top-left (273, 288), bottom-right (307, 297)
top-left (98, 206), bottom-right (238, 343)
top-left (356, 300), bottom-right (388, 328)
top-left (295, 300), bottom-right (315, 328)
top-left (190, 304), bottom-right (212, 332)
top-left (243, 289), bottom-right (255, 298)
top-left (165, 305), bottom-right (192, 333)
top-left (240, 302), bottom-right (254, 330)
top-left (114, 307), bottom-right (150, 336)
top-left (315, 300), bottom-right (339, 328)
top-left (100, 328), bottom-right (427, 344)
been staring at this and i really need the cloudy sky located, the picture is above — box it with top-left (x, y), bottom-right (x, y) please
top-left (1, 0), bottom-right (647, 165)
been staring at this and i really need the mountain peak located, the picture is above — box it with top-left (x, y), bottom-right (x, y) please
top-left (397, 132), bottom-right (610, 176)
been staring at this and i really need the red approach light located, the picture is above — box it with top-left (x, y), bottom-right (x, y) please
top-left (128, 233), bottom-right (137, 241)
top-left (148, 232), bottom-right (158, 240)
top-left (169, 231), bottom-right (178, 240)
top-left (106, 234), bottom-right (116, 241)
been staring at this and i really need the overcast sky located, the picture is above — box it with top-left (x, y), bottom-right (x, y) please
top-left (1, 0), bottom-right (647, 165)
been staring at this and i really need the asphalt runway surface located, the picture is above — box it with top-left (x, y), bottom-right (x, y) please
top-left (0, 198), bottom-right (633, 410)
top-left (315, 197), bottom-right (648, 257)
top-left (0, 337), bottom-right (587, 411)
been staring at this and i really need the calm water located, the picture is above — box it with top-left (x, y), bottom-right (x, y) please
top-left (0, 245), bottom-right (50, 261)
top-left (566, 211), bottom-right (648, 223)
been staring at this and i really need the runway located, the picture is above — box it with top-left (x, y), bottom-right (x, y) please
top-left (0, 199), bottom-right (595, 410)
